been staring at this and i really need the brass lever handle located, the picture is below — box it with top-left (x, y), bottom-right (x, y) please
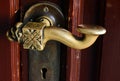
top-left (7, 21), bottom-right (106, 51)
top-left (46, 25), bottom-right (106, 49)
top-left (44, 25), bottom-right (106, 50)
top-left (6, 2), bottom-right (106, 51)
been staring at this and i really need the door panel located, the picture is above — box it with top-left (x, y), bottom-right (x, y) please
top-left (80, 0), bottom-right (105, 81)
top-left (100, 0), bottom-right (120, 81)
top-left (0, 0), bottom-right (107, 81)
top-left (0, 36), bottom-right (11, 81)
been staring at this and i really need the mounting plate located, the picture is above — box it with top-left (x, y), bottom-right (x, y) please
top-left (23, 2), bottom-right (64, 27)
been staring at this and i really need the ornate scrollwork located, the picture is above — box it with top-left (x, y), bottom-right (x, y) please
top-left (22, 22), bottom-right (46, 50)
top-left (7, 22), bottom-right (46, 51)
top-left (7, 21), bottom-right (106, 51)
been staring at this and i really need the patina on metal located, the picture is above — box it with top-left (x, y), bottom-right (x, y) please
top-left (26, 3), bottom-right (63, 81)
top-left (7, 21), bottom-right (106, 51)
top-left (6, 2), bottom-right (106, 81)
top-left (29, 41), bottom-right (60, 81)
top-left (6, 1), bottom-right (106, 51)
top-left (7, 2), bottom-right (64, 81)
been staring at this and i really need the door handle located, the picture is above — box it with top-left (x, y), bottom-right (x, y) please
top-left (7, 3), bottom-right (106, 51)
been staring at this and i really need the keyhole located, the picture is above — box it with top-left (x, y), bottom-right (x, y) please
top-left (41, 68), bottom-right (47, 79)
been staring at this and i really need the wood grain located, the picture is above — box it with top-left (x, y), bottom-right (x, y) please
top-left (100, 0), bottom-right (120, 81)
top-left (0, 0), bottom-right (20, 81)
top-left (67, 0), bottom-right (84, 81)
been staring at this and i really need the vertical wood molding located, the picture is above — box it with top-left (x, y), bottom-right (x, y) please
top-left (11, 42), bottom-right (20, 81)
top-left (9, 0), bottom-right (19, 20)
top-left (67, 0), bottom-right (84, 81)
top-left (9, 0), bottom-right (20, 81)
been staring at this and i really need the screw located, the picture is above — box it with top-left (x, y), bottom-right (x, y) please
top-left (58, 24), bottom-right (60, 27)
top-left (43, 7), bottom-right (49, 13)
top-left (30, 19), bottom-right (33, 21)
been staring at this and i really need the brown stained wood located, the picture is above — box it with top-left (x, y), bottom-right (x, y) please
top-left (9, 0), bottom-right (19, 20)
top-left (10, 0), bottom-right (20, 81)
top-left (0, 0), bottom-right (20, 81)
top-left (67, 0), bottom-right (84, 81)
top-left (0, 0), bottom-right (10, 35)
top-left (0, 36), bottom-right (11, 81)
top-left (100, 0), bottom-right (120, 81)
top-left (80, 0), bottom-right (106, 81)
top-left (0, 1), bottom-right (11, 81)
top-left (0, 0), bottom-right (106, 81)
top-left (67, 0), bottom-right (106, 81)
top-left (11, 42), bottom-right (20, 81)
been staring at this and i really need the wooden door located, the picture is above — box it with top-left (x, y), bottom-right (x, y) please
top-left (0, 0), bottom-right (110, 81)
top-left (0, 0), bottom-right (81, 81)
top-left (100, 0), bottom-right (120, 81)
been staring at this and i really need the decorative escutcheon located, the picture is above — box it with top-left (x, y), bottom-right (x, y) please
top-left (7, 2), bottom-right (106, 51)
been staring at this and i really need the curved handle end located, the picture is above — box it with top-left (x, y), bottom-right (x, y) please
top-left (77, 24), bottom-right (106, 35)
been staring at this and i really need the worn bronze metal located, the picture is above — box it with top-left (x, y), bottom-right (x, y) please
top-left (7, 2), bottom-right (106, 51)
top-left (7, 20), bottom-right (106, 51)
top-left (6, 2), bottom-right (106, 81)
top-left (28, 41), bottom-right (60, 81)
top-left (7, 2), bottom-right (64, 81)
